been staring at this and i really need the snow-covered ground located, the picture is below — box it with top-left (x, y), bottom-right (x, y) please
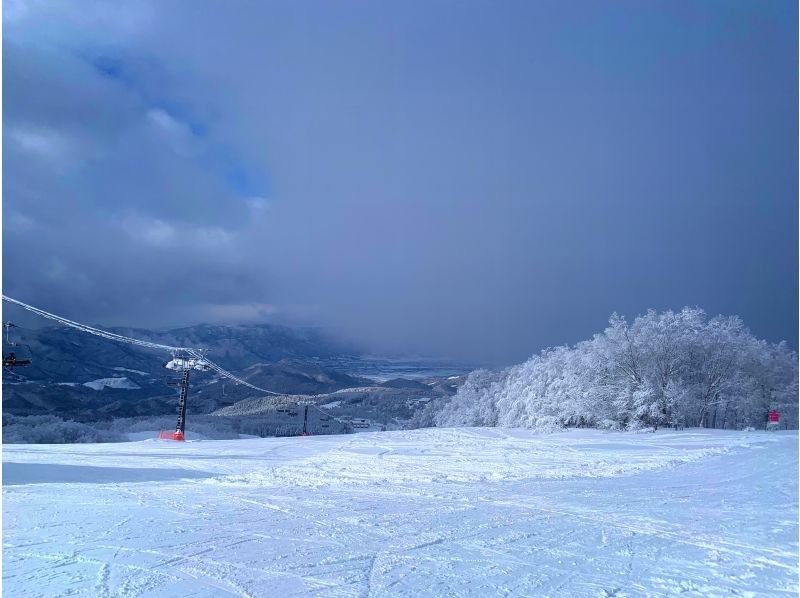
top-left (82, 377), bottom-right (141, 391)
top-left (111, 368), bottom-right (151, 377)
top-left (3, 428), bottom-right (797, 597)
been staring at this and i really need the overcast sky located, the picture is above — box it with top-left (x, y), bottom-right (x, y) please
top-left (3, 0), bottom-right (797, 364)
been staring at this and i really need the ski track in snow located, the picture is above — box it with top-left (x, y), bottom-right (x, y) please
top-left (3, 428), bottom-right (797, 597)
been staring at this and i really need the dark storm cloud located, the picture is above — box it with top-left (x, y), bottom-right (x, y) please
top-left (3, 0), bottom-right (797, 364)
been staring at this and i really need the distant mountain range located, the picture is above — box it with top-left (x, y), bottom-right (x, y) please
top-left (2, 322), bottom-right (470, 422)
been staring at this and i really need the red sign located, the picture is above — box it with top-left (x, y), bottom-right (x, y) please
top-left (768, 410), bottom-right (780, 423)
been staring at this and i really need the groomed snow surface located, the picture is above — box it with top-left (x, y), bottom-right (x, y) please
top-left (3, 428), bottom-right (798, 597)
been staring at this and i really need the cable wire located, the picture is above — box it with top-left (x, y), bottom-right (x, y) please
top-left (2, 295), bottom-right (282, 395)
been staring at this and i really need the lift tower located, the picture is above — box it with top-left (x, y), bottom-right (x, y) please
top-left (159, 351), bottom-right (209, 441)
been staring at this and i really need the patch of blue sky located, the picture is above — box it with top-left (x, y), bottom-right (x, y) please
top-left (152, 99), bottom-right (208, 138)
top-left (91, 54), bottom-right (124, 79)
top-left (224, 164), bottom-right (270, 199)
top-left (87, 52), bottom-right (206, 135)
top-left (86, 50), bottom-right (268, 201)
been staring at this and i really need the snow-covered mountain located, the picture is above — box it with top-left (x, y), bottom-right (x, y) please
top-left (2, 323), bottom-right (470, 422)
top-left (2, 323), bottom-right (359, 418)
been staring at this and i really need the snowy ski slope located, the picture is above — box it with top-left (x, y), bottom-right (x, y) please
top-left (3, 428), bottom-right (798, 597)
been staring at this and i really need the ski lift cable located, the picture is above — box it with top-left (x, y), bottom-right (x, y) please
top-left (2, 295), bottom-right (282, 395)
top-left (2, 295), bottom-right (191, 351)
top-left (185, 349), bottom-right (282, 395)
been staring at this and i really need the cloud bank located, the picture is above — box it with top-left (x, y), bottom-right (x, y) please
top-left (4, 0), bottom-right (797, 363)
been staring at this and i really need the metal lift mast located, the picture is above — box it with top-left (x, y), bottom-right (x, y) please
top-left (302, 404), bottom-right (310, 436)
top-left (174, 368), bottom-right (191, 438)
top-left (159, 351), bottom-right (208, 441)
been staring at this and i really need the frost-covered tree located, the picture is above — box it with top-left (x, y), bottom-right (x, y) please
top-left (435, 369), bottom-right (504, 428)
top-left (420, 307), bottom-right (797, 432)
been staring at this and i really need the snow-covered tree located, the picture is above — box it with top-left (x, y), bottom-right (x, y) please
top-left (435, 369), bottom-right (504, 428)
top-left (419, 307), bottom-right (797, 432)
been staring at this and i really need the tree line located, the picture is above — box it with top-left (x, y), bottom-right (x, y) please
top-left (412, 308), bottom-right (797, 432)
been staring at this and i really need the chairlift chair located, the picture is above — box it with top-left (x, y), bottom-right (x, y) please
top-left (2, 322), bottom-right (32, 369)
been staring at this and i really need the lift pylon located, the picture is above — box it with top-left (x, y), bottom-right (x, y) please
top-left (158, 350), bottom-right (209, 441)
